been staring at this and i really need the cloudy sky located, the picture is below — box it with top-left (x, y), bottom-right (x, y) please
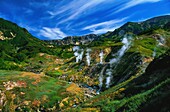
top-left (0, 0), bottom-right (169, 40)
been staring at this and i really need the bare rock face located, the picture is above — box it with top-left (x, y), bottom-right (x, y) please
top-left (45, 34), bottom-right (99, 45)
top-left (0, 31), bottom-right (16, 40)
top-left (66, 83), bottom-right (83, 95)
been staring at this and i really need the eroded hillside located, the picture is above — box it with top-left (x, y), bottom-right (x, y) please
top-left (0, 15), bottom-right (170, 111)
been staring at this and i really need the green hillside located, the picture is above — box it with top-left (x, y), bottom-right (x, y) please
top-left (0, 15), bottom-right (170, 111)
top-left (0, 18), bottom-right (74, 71)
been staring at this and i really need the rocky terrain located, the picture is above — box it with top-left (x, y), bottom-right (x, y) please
top-left (46, 34), bottom-right (99, 45)
top-left (0, 15), bottom-right (170, 111)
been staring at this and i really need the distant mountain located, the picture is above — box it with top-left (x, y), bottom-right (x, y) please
top-left (46, 15), bottom-right (170, 46)
top-left (106, 15), bottom-right (170, 38)
top-left (0, 15), bottom-right (170, 111)
top-left (0, 18), bottom-right (45, 46)
top-left (45, 34), bottom-right (99, 45)
top-left (0, 18), bottom-right (59, 70)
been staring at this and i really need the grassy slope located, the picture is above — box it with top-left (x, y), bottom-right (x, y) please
top-left (0, 16), bottom-right (170, 111)
top-left (0, 18), bottom-right (74, 71)
top-left (0, 29), bottom-right (169, 111)
top-left (70, 51), bottom-right (170, 112)
top-left (0, 70), bottom-right (68, 111)
top-left (0, 70), bottom-right (87, 111)
top-left (65, 30), bottom-right (170, 111)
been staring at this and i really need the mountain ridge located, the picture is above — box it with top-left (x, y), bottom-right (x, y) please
top-left (45, 15), bottom-right (170, 45)
top-left (0, 15), bottom-right (170, 111)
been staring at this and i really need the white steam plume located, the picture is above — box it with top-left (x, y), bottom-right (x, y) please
top-left (153, 36), bottom-right (165, 58)
top-left (73, 46), bottom-right (84, 63)
top-left (109, 37), bottom-right (131, 65)
top-left (97, 65), bottom-right (107, 94)
top-left (152, 47), bottom-right (156, 57)
top-left (86, 48), bottom-right (92, 66)
top-left (106, 36), bottom-right (131, 88)
top-left (105, 69), bottom-right (112, 88)
top-left (158, 36), bottom-right (165, 46)
top-left (99, 50), bottom-right (104, 64)
top-left (118, 37), bottom-right (130, 57)
top-left (73, 46), bottom-right (80, 51)
top-left (79, 50), bottom-right (84, 61)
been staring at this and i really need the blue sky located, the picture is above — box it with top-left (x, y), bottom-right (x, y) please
top-left (0, 0), bottom-right (170, 40)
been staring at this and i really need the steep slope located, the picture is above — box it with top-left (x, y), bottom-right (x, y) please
top-left (0, 18), bottom-right (46, 46)
top-left (54, 29), bottom-right (169, 89)
top-left (105, 15), bottom-right (170, 39)
top-left (47, 15), bottom-right (170, 111)
top-left (48, 15), bottom-right (170, 46)
top-left (0, 18), bottom-right (71, 71)
top-left (0, 70), bottom-right (86, 111)
top-left (0, 15), bottom-right (170, 111)
top-left (120, 50), bottom-right (170, 112)
top-left (83, 50), bottom-right (170, 112)
top-left (0, 18), bottom-right (46, 65)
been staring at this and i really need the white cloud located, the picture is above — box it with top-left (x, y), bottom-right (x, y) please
top-left (116, 0), bottom-right (162, 13)
top-left (165, 13), bottom-right (170, 15)
top-left (82, 17), bottom-right (128, 34)
top-left (24, 9), bottom-right (33, 14)
top-left (39, 27), bottom-right (67, 39)
top-left (47, 0), bottom-right (80, 17)
top-left (137, 17), bottom-right (151, 22)
top-left (18, 22), bottom-right (37, 32)
top-left (24, 26), bottom-right (37, 32)
top-left (47, 0), bottom-right (113, 24)
top-left (29, 1), bottom-right (50, 8)
top-left (83, 17), bottom-right (128, 30)
top-left (0, 12), bottom-right (7, 19)
top-left (58, 0), bottom-right (106, 24)
top-left (90, 26), bottom-right (121, 34)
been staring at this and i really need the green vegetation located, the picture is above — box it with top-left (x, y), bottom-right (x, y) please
top-left (46, 71), bottom-right (62, 78)
top-left (0, 15), bottom-right (170, 111)
top-left (0, 70), bottom-right (69, 111)
top-left (0, 18), bottom-right (75, 71)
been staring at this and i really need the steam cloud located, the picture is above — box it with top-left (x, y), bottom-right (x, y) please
top-left (105, 69), bottom-right (112, 88)
top-left (106, 36), bottom-right (131, 88)
top-left (73, 46), bottom-right (92, 65)
top-left (153, 36), bottom-right (165, 57)
top-left (109, 37), bottom-right (131, 65)
top-left (86, 48), bottom-right (92, 66)
top-left (73, 46), bottom-right (84, 63)
top-left (99, 50), bottom-right (104, 64)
